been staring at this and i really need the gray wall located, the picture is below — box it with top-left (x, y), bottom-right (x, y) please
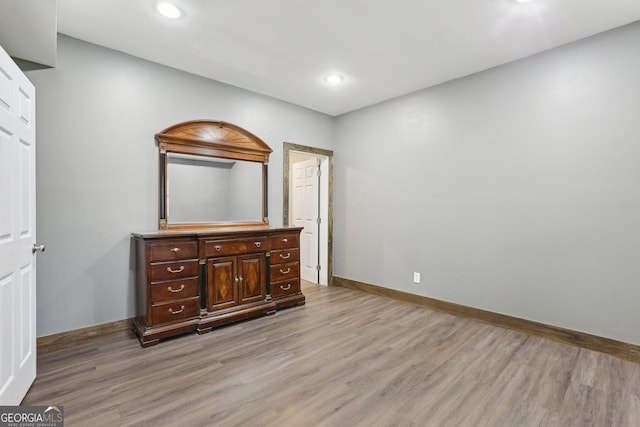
top-left (334, 21), bottom-right (640, 345)
top-left (26, 35), bottom-right (333, 337)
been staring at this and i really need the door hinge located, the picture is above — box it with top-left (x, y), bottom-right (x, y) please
top-left (316, 217), bottom-right (321, 224)
top-left (316, 265), bottom-right (321, 271)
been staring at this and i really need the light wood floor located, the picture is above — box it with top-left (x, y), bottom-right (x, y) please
top-left (24, 282), bottom-right (640, 426)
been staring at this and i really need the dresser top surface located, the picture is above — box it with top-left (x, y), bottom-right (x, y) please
top-left (132, 225), bottom-right (302, 240)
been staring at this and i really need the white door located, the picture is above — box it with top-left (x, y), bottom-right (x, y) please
top-left (0, 44), bottom-right (37, 405)
top-left (292, 158), bottom-right (319, 283)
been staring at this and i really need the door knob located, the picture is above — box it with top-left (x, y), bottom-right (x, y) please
top-left (32, 244), bottom-right (46, 254)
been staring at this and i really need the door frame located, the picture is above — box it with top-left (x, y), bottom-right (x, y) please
top-left (283, 142), bottom-right (333, 286)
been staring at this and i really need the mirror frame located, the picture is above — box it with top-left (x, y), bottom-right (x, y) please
top-left (156, 120), bottom-right (272, 230)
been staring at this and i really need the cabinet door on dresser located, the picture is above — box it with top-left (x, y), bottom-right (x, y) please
top-left (205, 243), bottom-right (267, 311)
top-left (207, 256), bottom-right (238, 311)
top-left (202, 236), bottom-right (267, 312)
top-left (238, 254), bottom-right (266, 304)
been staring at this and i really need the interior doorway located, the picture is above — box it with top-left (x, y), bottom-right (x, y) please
top-left (283, 143), bottom-right (333, 286)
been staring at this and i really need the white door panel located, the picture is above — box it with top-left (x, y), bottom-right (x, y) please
top-left (292, 158), bottom-right (319, 283)
top-left (0, 43), bottom-right (37, 405)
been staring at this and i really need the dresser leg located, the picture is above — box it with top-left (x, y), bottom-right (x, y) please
top-left (140, 338), bottom-right (159, 348)
top-left (197, 326), bottom-right (212, 335)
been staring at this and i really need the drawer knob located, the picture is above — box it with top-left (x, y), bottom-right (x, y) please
top-left (214, 245), bottom-right (222, 251)
top-left (254, 242), bottom-right (261, 248)
top-left (282, 238), bottom-right (288, 243)
top-left (167, 284), bottom-right (185, 293)
top-left (280, 252), bottom-right (291, 260)
top-left (170, 247), bottom-right (181, 253)
top-left (280, 283), bottom-right (291, 291)
top-left (167, 266), bottom-right (185, 274)
top-left (169, 305), bottom-right (185, 315)
top-left (280, 268), bottom-right (291, 274)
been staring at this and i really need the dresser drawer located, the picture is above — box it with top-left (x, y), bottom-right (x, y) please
top-left (271, 278), bottom-right (300, 298)
top-left (150, 277), bottom-right (199, 304)
top-left (271, 248), bottom-right (299, 265)
top-left (151, 297), bottom-right (200, 325)
top-left (270, 261), bottom-right (300, 282)
top-left (270, 233), bottom-right (299, 250)
top-left (204, 237), bottom-right (267, 257)
top-left (149, 240), bottom-right (198, 262)
top-left (150, 260), bottom-right (199, 282)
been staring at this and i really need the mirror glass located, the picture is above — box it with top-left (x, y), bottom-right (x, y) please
top-left (167, 153), bottom-right (263, 224)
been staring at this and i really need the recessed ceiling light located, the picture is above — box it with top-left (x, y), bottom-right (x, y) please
top-left (156, 2), bottom-right (182, 19)
top-left (324, 74), bottom-right (344, 85)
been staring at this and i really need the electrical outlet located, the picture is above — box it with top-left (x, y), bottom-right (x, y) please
top-left (413, 272), bottom-right (421, 284)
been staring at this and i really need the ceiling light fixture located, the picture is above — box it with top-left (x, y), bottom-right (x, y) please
top-left (156, 2), bottom-right (182, 19)
top-left (515, 0), bottom-right (533, 3)
top-left (324, 74), bottom-right (344, 85)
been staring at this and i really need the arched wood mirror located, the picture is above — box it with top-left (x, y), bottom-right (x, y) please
top-left (156, 120), bottom-right (272, 230)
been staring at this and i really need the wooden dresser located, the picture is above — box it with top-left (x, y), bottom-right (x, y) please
top-left (132, 226), bottom-right (305, 347)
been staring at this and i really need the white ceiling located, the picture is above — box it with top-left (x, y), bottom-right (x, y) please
top-left (57, 0), bottom-right (640, 116)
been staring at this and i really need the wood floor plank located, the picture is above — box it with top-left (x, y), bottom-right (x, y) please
top-left (23, 282), bottom-right (640, 426)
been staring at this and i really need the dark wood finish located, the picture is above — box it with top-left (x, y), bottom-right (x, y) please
top-left (207, 256), bottom-right (238, 311)
top-left (270, 232), bottom-right (299, 250)
top-left (148, 260), bottom-right (199, 282)
top-left (132, 227), bottom-right (304, 346)
top-left (150, 277), bottom-right (199, 303)
top-left (156, 120), bottom-right (273, 230)
top-left (148, 240), bottom-right (198, 262)
top-left (271, 278), bottom-right (301, 298)
top-left (132, 317), bottom-right (199, 348)
top-left (334, 276), bottom-right (640, 364)
top-left (203, 236), bottom-right (268, 257)
top-left (205, 252), bottom-right (266, 309)
top-left (36, 318), bottom-right (133, 354)
top-left (134, 237), bottom-right (202, 347)
top-left (150, 297), bottom-right (200, 325)
top-left (270, 261), bottom-right (300, 282)
top-left (271, 248), bottom-right (299, 263)
top-left (26, 282), bottom-right (640, 426)
top-left (238, 254), bottom-right (266, 304)
top-left (156, 121), bottom-right (272, 162)
top-left (269, 232), bottom-right (305, 309)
